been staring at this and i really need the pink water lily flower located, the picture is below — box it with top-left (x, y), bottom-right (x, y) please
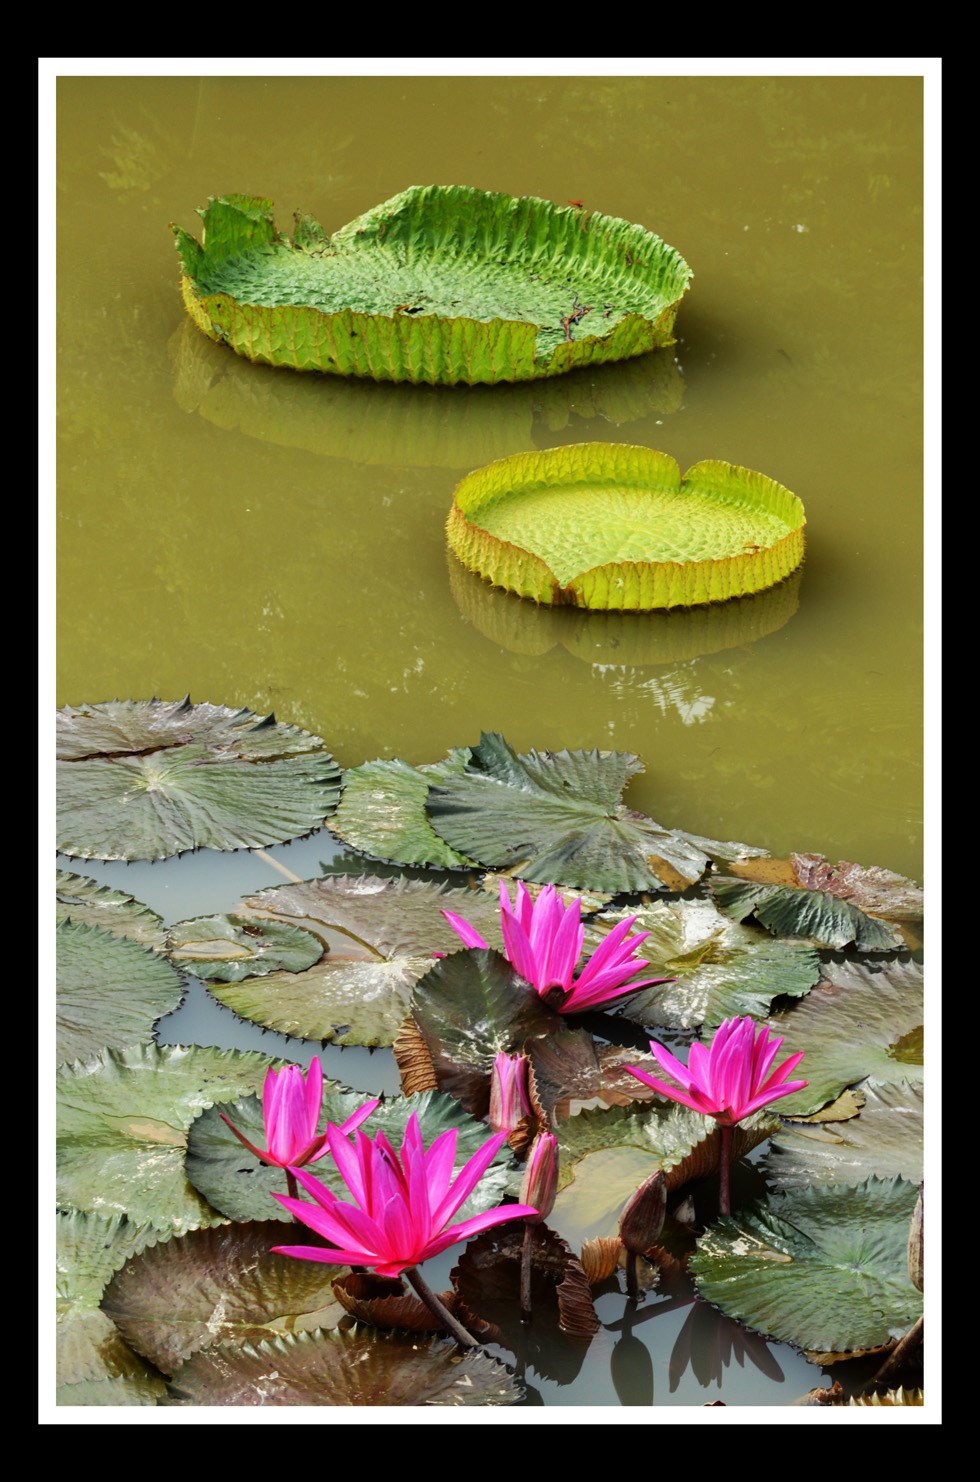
top-left (443, 880), bottom-right (671, 1013)
top-left (220, 1057), bottom-right (378, 1169)
top-left (271, 1112), bottom-right (539, 1277)
top-left (626, 1016), bottom-right (807, 1126)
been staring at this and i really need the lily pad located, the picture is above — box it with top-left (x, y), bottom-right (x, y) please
top-left (710, 875), bottom-right (903, 951)
top-left (56, 1375), bottom-right (165, 1406)
top-left (101, 1222), bottom-right (348, 1374)
top-left (203, 875), bottom-right (506, 1045)
top-left (425, 732), bottom-right (721, 893)
top-left (790, 854), bottom-right (924, 923)
top-left (448, 444), bottom-right (805, 610)
top-left (688, 1176), bottom-right (924, 1354)
top-left (56, 919), bottom-right (185, 1066)
top-left (587, 897), bottom-right (821, 1029)
top-left (55, 1209), bottom-right (161, 1390)
top-left (165, 913), bottom-right (324, 982)
top-left (56, 870), bottom-right (167, 950)
top-left (173, 187), bottom-right (692, 385)
top-left (327, 753), bottom-right (476, 868)
top-left (525, 1028), bottom-right (670, 1121)
top-left (453, 1222), bottom-right (600, 1348)
top-left (761, 1080), bottom-right (924, 1192)
top-left (186, 1089), bottom-right (520, 1225)
top-left (163, 1327), bottom-right (524, 1406)
top-left (57, 697), bottom-right (341, 860)
top-left (760, 959), bottom-right (924, 1117)
top-left (57, 1043), bottom-right (278, 1232)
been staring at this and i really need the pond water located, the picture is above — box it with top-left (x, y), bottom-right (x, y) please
top-left (48, 64), bottom-right (934, 1420)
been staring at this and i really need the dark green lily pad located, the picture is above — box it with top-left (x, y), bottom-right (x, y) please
top-left (587, 897), bottom-right (820, 1030)
top-left (56, 870), bottom-right (167, 951)
top-left (57, 697), bottom-right (341, 860)
top-left (186, 1089), bottom-right (520, 1225)
top-left (174, 187), bottom-right (692, 385)
top-left (328, 753), bottom-right (476, 868)
top-left (710, 875), bottom-right (903, 951)
top-left (447, 444), bottom-right (806, 609)
top-left (409, 948), bottom-right (559, 1118)
top-left (166, 913), bottom-right (324, 981)
top-left (202, 875), bottom-right (505, 1046)
top-left (791, 854), bottom-right (924, 923)
top-left (163, 1327), bottom-right (524, 1405)
top-left (425, 732), bottom-right (749, 893)
top-left (101, 1221), bottom-right (348, 1375)
top-left (57, 918), bottom-right (185, 1066)
top-left (760, 959), bottom-right (924, 1118)
top-left (55, 1209), bottom-right (160, 1390)
top-left (761, 1080), bottom-right (924, 1192)
top-left (57, 1043), bottom-right (278, 1232)
top-left (688, 1176), bottom-right (924, 1354)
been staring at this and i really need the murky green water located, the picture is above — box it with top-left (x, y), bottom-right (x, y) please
top-left (52, 69), bottom-right (928, 1414)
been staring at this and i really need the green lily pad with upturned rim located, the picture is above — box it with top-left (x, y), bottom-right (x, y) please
top-left (173, 187), bottom-right (692, 386)
top-left (446, 443), bottom-right (806, 610)
top-left (56, 870), bottom-right (168, 951)
top-left (57, 697), bottom-right (341, 861)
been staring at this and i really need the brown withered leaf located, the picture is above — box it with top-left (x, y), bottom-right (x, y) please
top-left (791, 854), bottom-right (924, 923)
top-left (728, 856), bottom-right (799, 887)
top-left (392, 1016), bottom-right (438, 1095)
top-left (580, 1235), bottom-right (624, 1284)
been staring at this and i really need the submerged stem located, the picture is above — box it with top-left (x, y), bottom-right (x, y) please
top-left (520, 1221), bottom-right (534, 1325)
top-left (404, 1265), bottom-right (479, 1349)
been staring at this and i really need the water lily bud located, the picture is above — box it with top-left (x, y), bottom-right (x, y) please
top-left (519, 1132), bottom-right (559, 1223)
top-left (619, 1170), bottom-right (667, 1255)
top-left (488, 1052), bottom-right (532, 1134)
top-left (907, 1182), bottom-right (923, 1292)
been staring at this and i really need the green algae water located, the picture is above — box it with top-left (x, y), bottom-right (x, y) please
top-left (51, 67), bottom-right (930, 1415)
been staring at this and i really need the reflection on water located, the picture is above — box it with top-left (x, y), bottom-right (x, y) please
top-left (169, 320), bottom-right (684, 470)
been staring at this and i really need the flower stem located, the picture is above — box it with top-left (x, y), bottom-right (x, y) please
top-left (286, 1169), bottom-right (299, 1201)
top-left (625, 1249), bottom-right (639, 1302)
top-left (718, 1123), bottom-right (733, 1216)
top-left (521, 1222), bottom-right (534, 1324)
top-left (404, 1265), bottom-right (479, 1349)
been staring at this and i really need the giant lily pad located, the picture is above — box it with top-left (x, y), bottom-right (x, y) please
top-left (759, 959), bottom-right (924, 1118)
top-left (101, 1222), bottom-right (348, 1374)
top-left (688, 1176), bottom-right (924, 1354)
top-left (447, 444), bottom-right (805, 609)
top-left (586, 896), bottom-right (821, 1030)
top-left (57, 698), bottom-right (341, 860)
top-left (201, 875), bottom-right (505, 1045)
top-left (163, 1327), bottom-right (524, 1406)
top-left (56, 870), bottom-right (167, 951)
top-left (57, 919), bottom-right (185, 1066)
top-left (56, 1043), bottom-right (278, 1232)
top-left (173, 187), bottom-right (692, 385)
top-left (424, 732), bottom-right (747, 893)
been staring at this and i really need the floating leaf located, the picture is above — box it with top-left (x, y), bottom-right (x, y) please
top-left (174, 187), bottom-right (692, 385)
top-left (588, 897), bottom-right (820, 1030)
top-left (790, 854), bottom-right (924, 923)
top-left (57, 1375), bottom-right (164, 1406)
top-left (56, 919), bottom-right (185, 1066)
top-left (425, 732), bottom-right (723, 893)
top-left (166, 914), bottom-right (323, 981)
top-left (203, 875), bottom-right (505, 1045)
top-left (57, 1043), bottom-right (276, 1232)
top-left (409, 948), bottom-right (558, 1117)
top-left (761, 1081), bottom-right (924, 1192)
top-left (56, 869), bottom-right (167, 951)
top-left (55, 1209), bottom-right (160, 1390)
top-left (689, 1176), bottom-right (924, 1354)
top-left (57, 697), bottom-right (341, 860)
top-left (163, 1327), bottom-right (523, 1405)
top-left (185, 1087), bottom-right (380, 1224)
top-left (761, 960), bottom-right (924, 1117)
top-left (710, 875), bottom-right (903, 951)
top-left (101, 1222), bottom-right (347, 1374)
top-left (186, 1089), bottom-right (520, 1225)
top-left (448, 444), bottom-right (805, 609)
top-left (328, 753), bottom-right (476, 868)
top-left (526, 1028), bottom-right (668, 1122)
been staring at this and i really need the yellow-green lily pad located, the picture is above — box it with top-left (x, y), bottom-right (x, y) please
top-left (447, 444), bottom-right (805, 609)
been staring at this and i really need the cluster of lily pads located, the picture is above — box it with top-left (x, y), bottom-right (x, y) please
top-left (54, 698), bottom-right (924, 1407)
